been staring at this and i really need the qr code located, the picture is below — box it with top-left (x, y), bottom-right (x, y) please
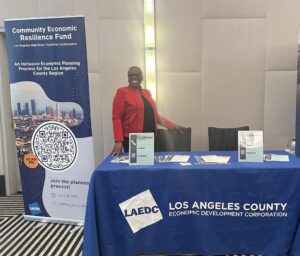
top-left (32, 121), bottom-right (78, 171)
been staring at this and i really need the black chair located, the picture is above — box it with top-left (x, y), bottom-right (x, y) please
top-left (208, 126), bottom-right (249, 151)
top-left (155, 127), bottom-right (191, 152)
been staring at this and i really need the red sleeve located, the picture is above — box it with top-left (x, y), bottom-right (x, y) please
top-left (112, 89), bottom-right (126, 142)
top-left (158, 114), bottom-right (176, 129)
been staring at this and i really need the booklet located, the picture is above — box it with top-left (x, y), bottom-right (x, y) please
top-left (238, 131), bottom-right (263, 162)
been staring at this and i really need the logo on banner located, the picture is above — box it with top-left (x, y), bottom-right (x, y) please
top-left (31, 121), bottom-right (78, 171)
top-left (28, 202), bottom-right (42, 215)
top-left (24, 153), bottom-right (39, 169)
top-left (119, 189), bottom-right (163, 233)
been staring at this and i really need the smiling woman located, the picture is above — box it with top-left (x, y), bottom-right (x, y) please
top-left (111, 66), bottom-right (184, 155)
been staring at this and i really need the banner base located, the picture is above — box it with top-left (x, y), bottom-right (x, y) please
top-left (23, 215), bottom-right (84, 226)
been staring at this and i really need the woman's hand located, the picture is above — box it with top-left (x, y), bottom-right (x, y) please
top-left (111, 141), bottom-right (123, 156)
top-left (174, 125), bottom-right (185, 134)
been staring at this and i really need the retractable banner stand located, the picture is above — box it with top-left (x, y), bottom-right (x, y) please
top-left (4, 16), bottom-right (94, 223)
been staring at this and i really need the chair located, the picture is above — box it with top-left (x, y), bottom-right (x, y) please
top-left (208, 126), bottom-right (249, 151)
top-left (155, 127), bottom-right (191, 152)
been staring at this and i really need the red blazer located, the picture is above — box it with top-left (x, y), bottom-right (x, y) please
top-left (112, 86), bottom-right (176, 142)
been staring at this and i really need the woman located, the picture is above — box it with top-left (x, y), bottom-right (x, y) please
top-left (111, 66), bottom-right (183, 155)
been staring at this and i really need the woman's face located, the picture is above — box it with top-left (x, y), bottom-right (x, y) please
top-left (128, 67), bottom-right (143, 87)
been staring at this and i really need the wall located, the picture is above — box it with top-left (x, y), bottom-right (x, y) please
top-left (0, 65), bottom-right (7, 194)
top-left (0, 0), bottom-right (298, 163)
top-left (0, 32), bottom-right (7, 195)
top-left (0, 32), bottom-right (20, 195)
top-left (0, 103), bottom-right (4, 177)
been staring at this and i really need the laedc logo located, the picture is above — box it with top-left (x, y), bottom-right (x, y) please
top-left (119, 189), bottom-right (163, 233)
top-left (28, 202), bottom-right (42, 215)
top-left (124, 205), bottom-right (159, 217)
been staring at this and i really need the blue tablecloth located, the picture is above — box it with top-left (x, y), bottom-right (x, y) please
top-left (83, 151), bottom-right (300, 256)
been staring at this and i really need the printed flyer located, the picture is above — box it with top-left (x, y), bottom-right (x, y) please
top-left (238, 130), bottom-right (263, 162)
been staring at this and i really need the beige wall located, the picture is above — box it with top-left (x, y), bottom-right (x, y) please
top-left (0, 0), bottom-right (298, 163)
top-left (0, 33), bottom-right (21, 193)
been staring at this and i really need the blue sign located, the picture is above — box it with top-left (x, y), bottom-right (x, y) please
top-left (28, 202), bottom-right (42, 215)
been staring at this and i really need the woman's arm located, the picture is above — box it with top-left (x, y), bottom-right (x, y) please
top-left (158, 114), bottom-right (185, 134)
top-left (112, 89), bottom-right (126, 155)
top-left (157, 114), bottom-right (176, 129)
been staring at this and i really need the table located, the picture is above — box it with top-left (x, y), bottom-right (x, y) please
top-left (83, 151), bottom-right (300, 256)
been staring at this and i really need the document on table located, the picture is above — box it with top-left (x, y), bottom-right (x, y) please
top-left (157, 155), bottom-right (190, 162)
top-left (264, 154), bottom-right (289, 162)
top-left (111, 155), bottom-right (129, 163)
top-left (195, 155), bottom-right (230, 164)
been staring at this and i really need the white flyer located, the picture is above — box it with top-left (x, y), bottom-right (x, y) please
top-left (238, 131), bottom-right (263, 162)
top-left (129, 133), bottom-right (154, 165)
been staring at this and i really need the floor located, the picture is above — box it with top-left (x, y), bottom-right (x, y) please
top-left (0, 194), bottom-right (83, 256)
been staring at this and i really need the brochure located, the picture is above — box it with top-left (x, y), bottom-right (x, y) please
top-left (156, 155), bottom-right (190, 163)
top-left (129, 133), bottom-right (154, 165)
top-left (194, 155), bottom-right (230, 164)
top-left (238, 131), bottom-right (263, 162)
top-left (264, 154), bottom-right (289, 162)
top-left (111, 155), bottom-right (129, 164)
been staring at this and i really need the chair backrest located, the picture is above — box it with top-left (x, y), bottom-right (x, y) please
top-left (208, 126), bottom-right (249, 151)
top-left (155, 127), bottom-right (191, 152)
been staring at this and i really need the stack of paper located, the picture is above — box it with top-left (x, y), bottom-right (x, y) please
top-left (194, 155), bottom-right (230, 164)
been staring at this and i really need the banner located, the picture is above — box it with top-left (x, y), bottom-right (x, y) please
top-left (4, 16), bottom-right (94, 222)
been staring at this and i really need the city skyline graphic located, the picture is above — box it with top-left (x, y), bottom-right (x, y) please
top-left (11, 81), bottom-right (83, 118)
top-left (10, 81), bottom-right (84, 166)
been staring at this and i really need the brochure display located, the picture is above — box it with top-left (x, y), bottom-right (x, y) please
top-left (129, 133), bottom-right (154, 165)
top-left (4, 16), bottom-right (94, 223)
top-left (238, 131), bottom-right (263, 162)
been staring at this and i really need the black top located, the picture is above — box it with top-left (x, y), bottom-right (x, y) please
top-left (142, 96), bottom-right (155, 133)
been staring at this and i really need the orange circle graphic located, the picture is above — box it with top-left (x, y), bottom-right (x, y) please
top-left (24, 153), bottom-right (39, 169)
